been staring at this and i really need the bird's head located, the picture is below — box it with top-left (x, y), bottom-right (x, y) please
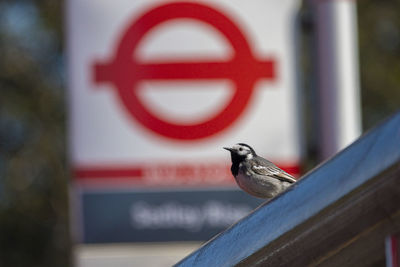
top-left (223, 143), bottom-right (256, 160)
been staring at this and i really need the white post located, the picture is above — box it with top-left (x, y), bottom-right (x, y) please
top-left (313, 0), bottom-right (362, 160)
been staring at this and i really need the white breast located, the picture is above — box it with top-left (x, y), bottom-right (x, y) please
top-left (235, 166), bottom-right (287, 198)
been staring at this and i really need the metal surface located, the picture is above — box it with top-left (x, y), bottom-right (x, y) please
top-left (314, 0), bottom-right (362, 159)
top-left (175, 112), bottom-right (400, 267)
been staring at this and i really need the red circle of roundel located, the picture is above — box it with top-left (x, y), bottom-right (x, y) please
top-left (94, 2), bottom-right (275, 140)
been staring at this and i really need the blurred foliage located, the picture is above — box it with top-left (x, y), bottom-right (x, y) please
top-left (358, 0), bottom-right (400, 129)
top-left (0, 0), bottom-right (399, 266)
top-left (0, 0), bottom-right (70, 267)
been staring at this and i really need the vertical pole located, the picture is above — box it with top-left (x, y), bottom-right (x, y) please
top-left (313, 0), bottom-right (362, 160)
top-left (386, 235), bottom-right (399, 267)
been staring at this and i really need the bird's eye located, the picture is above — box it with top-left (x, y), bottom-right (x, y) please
top-left (239, 147), bottom-right (243, 151)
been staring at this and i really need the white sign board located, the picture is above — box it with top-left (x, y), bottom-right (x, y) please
top-left (67, 0), bottom-right (301, 243)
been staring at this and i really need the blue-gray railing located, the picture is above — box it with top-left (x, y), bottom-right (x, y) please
top-left (175, 111), bottom-right (400, 266)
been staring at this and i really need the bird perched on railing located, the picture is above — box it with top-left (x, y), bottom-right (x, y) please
top-left (224, 143), bottom-right (296, 199)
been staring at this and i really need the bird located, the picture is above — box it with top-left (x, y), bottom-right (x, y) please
top-left (224, 143), bottom-right (296, 199)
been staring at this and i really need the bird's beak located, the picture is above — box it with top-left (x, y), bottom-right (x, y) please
top-left (223, 147), bottom-right (234, 152)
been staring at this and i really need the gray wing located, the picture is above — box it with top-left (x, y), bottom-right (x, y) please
top-left (251, 157), bottom-right (297, 183)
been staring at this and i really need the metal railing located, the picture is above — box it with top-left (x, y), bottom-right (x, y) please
top-left (175, 111), bottom-right (400, 267)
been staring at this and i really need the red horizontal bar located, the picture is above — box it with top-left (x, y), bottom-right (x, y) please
top-left (73, 163), bottom-right (300, 181)
top-left (74, 167), bottom-right (144, 179)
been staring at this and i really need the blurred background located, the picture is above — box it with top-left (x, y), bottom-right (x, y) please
top-left (0, 0), bottom-right (399, 266)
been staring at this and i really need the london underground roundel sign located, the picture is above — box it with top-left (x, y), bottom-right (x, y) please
top-left (94, 2), bottom-right (275, 140)
top-left (68, 0), bottom-right (301, 245)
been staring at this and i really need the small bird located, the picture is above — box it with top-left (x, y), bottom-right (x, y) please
top-left (224, 143), bottom-right (296, 199)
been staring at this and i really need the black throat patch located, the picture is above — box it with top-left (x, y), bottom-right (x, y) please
top-left (229, 152), bottom-right (242, 176)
